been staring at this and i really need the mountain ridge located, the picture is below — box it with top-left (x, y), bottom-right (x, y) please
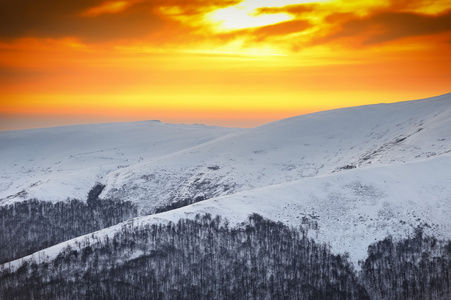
top-left (1, 93), bottom-right (450, 211)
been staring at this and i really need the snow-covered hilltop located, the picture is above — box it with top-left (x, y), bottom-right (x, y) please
top-left (1, 93), bottom-right (450, 214)
top-left (101, 93), bottom-right (451, 213)
top-left (0, 121), bottom-right (241, 205)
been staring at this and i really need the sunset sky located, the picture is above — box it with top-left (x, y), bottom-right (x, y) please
top-left (1, 0), bottom-right (450, 130)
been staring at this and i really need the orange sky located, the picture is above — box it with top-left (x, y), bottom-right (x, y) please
top-left (1, 0), bottom-right (450, 130)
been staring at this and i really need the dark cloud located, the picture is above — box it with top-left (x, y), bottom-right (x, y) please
top-left (161, 0), bottom-right (240, 15)
top-left (0, 65), bottom-right (49, 80)
top-left (0, 0), bottom-right (161, 41)
top-left (385, 0), bottom-right (441, 12)
top-left (253, 2), bottom-right (451, 48)
top-left (327, 10), bottom-right (451, 45)
top-left (0, 0), bottom-right (239, 42)
top-left (0, 0), bottom-right (100, 38)
top-left (2, 0), bottom-right (450, 48)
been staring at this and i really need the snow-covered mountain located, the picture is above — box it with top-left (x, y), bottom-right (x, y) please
top-left (0, 121), bottom-right (241, 206)
top-left (5, 151), bottom-right (451, 269)
top-left (1, 93), bottom-right (450, 214)
top-left (1, 92), bottom-right (451, 266)
top-left (100, 93), bottom-right (451, 213)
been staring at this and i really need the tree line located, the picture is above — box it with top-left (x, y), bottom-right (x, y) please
top-left (360, 226), bottom-right (451, 299)
top-left (1, 209), bottom-right (450, 299)
top-left (0, 198), bottom-right (137, 264)
top-left (1, 214), bottom-right (368, 300)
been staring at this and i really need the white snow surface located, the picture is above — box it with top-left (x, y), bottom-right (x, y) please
top-left (99, 93), bottom-right (451, 212)
top-left (0, 121), bottom-right (241, 205)
top-left (1, 92), bottom-right (451, 266)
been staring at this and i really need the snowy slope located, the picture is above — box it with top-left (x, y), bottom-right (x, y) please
top-left (0, 121), bottom-right (240, 204)
top-left (5, 153), bottom-right (451, 269)
top-left (1, 93), bottom-right (450, 214)
top-left (100, 93), bottom-right (451, 212)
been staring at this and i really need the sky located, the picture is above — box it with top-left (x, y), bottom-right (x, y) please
top-left (1, 0), bottom-right (450, 131)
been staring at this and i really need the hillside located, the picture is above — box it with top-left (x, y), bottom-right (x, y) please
top-left (5, 152), bottom-right (451, 267)
top-left (1, 93), bottom-right (450, 215)
top-left (100, 93), bottom-right (451, 212)
top-left (0, 121), bottom-right (240, 205)
top-left (1, 93), bottom-right (451, 299)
